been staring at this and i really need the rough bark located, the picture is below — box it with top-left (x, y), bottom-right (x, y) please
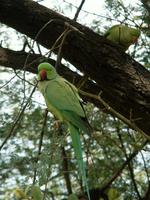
top-left (0, 0), bottom-right (150, 136)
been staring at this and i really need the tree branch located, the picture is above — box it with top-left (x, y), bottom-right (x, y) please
top-left (117, 128), bottom-right (142, 199)
top-left (73, 0), bottom-right (85, 21)
top-left (0, 81), bottom-right (38, 150)
top-left (33, 109), bottom-right (48, 185)
top-left (61, 147), bottom-right (72, 195)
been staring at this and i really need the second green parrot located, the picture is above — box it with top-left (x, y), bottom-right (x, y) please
top-left (37, 62), bottom-right (91, 199)
top-left (104, 24), bottom-right (140, 51)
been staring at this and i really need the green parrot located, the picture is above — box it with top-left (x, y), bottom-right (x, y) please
top-left (104, 24), bottom-right (140, 51)
top-left (37, 62), bottom-right (91, 199)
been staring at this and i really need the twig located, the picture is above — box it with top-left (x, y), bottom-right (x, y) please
top-left (13, 69), bottom-right (34, 86)
top-left (48, 28), bottom-right (71, 58)
top-left (0, 81), bottom-right (38, 151)
top-left (73, 0), bottom-right (86, 21)
top-left (55, 122), bottom-right (72, 194)
top-left (24, 37), bottom-right (35, 54)
top-left (100, 140), bottom-right (148, 191)
top-left (140, 151), bottom-right (150, 184)
top-left (55, 0), bottom-right (86, 70)
top-left (79, 89), bottom-right (150, 140)
top-left (36, 42), bottom-right (42, 55)
top-left (62, 0), bottom-right (139, 27)
top-left (77, 75), bottom-right (89, 89)
top-left (116, 127), bottom-right (142, 199)
top-left (33, 109), bottom-right (48, 185)
top-left (23, 19), bottom-right (56, 70)
top-left (20, 19), bottom-right (68, 108)
top-left (55, 28), bottom-right (72, 70)
top-left (21, 19), bottom-right (57, 106)
top-left (61, 146), bottom-right (72, 194)
top-left (22, 18), bottom-right (70, 69)
top-left (0, 75), bottom-right (16, 89)
top-left (22, 37), bottom-right (36, 104)
top-left (54, 23), bottom-right (84, 70)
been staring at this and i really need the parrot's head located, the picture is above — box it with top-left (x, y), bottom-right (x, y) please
top-left (37, 62), bottom-right (57, 81)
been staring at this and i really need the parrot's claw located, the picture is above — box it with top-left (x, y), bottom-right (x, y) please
top-left (53, 119), bottom-right (62, 129)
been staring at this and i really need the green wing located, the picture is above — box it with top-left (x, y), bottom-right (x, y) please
top-left (104, 24), bottom-right (120, 38)
top-left (42, 76), bottom-right (90, 133)
top-left (104, 24), bottom-right (140, 50)
top-left (45, 77), bottom-right (84, 115)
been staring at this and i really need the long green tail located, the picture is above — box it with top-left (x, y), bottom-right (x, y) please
top-left (69, 123), bottom-right (90, 200)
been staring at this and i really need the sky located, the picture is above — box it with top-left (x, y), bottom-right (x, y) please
top-left (39, 0), bottom-right (140, 24)
top-left (39, 0), bottom-right (139, 17)
top-left (40, 0), bottom-right (106, 14)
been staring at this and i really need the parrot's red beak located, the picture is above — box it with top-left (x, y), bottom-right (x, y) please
top-left (40, 69), bottom-right (47, 81)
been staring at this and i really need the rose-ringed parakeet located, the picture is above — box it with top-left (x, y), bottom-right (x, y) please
top-left (37, 62), bottom-right (91, 199)
top-left (104, 24), bottom-right (140, 51)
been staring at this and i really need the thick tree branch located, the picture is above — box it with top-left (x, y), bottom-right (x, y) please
top-left (0, 0), bottom-right (150, 136)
